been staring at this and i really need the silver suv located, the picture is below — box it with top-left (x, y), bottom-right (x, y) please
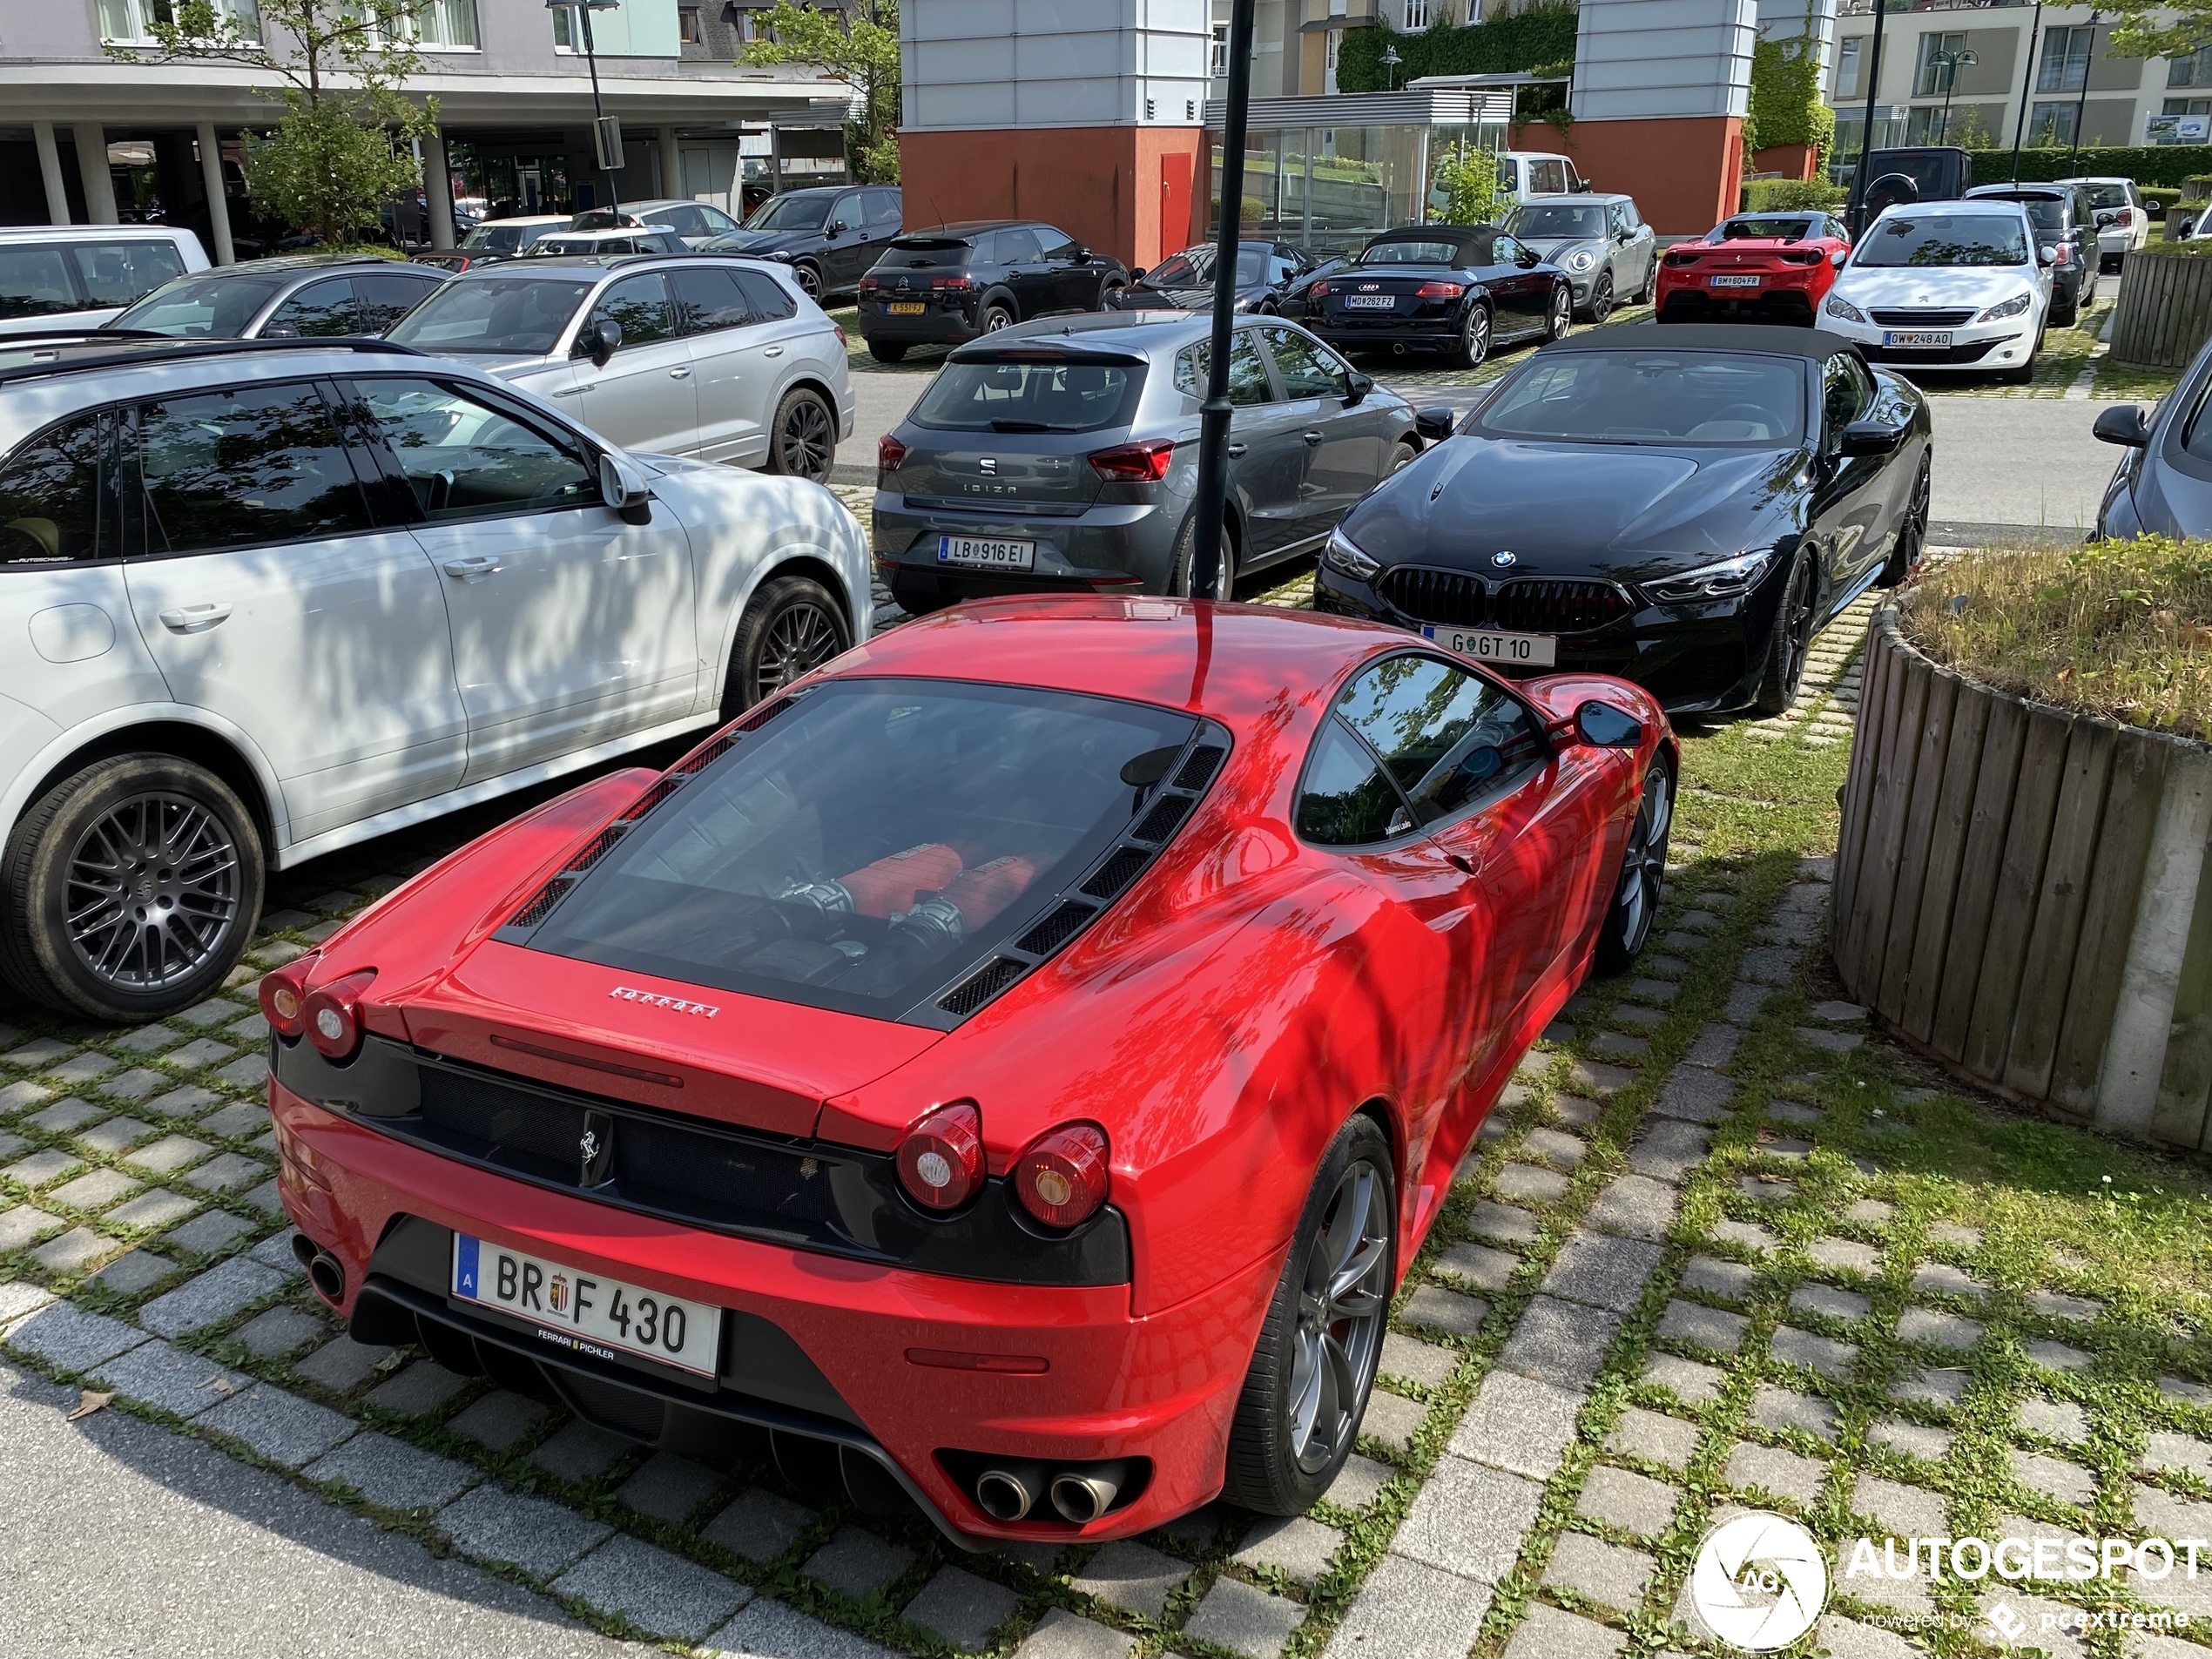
top-left (0, 334), bottom-right (870, 1021)
top-left (388, 253), bottom-right (853, 479)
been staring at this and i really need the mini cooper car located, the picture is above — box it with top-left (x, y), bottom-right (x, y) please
top-left (267, 598), bottom-right (1675, 1543)
top-left (1503, 193), bottom-right (1657, 322)
top-left (1656, 212), bottom-right (1851, 327)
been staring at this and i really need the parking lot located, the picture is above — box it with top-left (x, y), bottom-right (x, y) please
top-left (4, 228), bottom-right (2210, 1659)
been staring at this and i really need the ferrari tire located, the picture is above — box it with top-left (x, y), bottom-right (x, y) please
top-left (1878, 453), bottom-right (1931, 588)
top-left (1593, 759), bottom-right (1672, 975)
top-left (723, 573), bottom-right (851, 718)
top-left (1752, 553), bottom-right (1817, 717)
top-left (1221, 1112), bottom-right (1396, 1515)
top-left (0, 755), bottom-right (264, 1023)
top-left (1452, 303), bottom-right (1492, 369)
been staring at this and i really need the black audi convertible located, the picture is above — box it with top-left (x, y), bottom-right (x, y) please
top-left (1313, 324), bottom-right (1932, 716)
top-left (1279, 225), bottom-right (1572, 368)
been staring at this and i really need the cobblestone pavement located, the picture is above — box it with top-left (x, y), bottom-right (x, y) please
top-left (4, 590), bottom-right (2212, 1658)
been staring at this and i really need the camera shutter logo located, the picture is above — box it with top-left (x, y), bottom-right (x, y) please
top-left (1689, 1510), bottom-right (1829, 1651)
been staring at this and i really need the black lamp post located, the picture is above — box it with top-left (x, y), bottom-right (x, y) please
top-left (2010, 0), bottom-right (2044, 181)
top-left (1851, 0), bottom-right (1892, 230)
top-left (1382, 45), bottom-right (1403, 91)
top-left (2069, 11), bottom-right (2101, 170)
top-left (1934, 47), bottom-right (1976, 141)
top-left (1190, 0), bottom-right (1257, 601)
top-left (550, 0), bottom-right (624, 220)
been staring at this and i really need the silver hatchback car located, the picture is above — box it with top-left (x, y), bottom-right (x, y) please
top-left (874, 310), bottom-right (1431, 610)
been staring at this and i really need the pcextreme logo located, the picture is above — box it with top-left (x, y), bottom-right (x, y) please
top-left (1690, 1511), bottom-right (1831, 1651)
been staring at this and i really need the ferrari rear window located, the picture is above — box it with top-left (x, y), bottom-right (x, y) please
top-left (524, 679), bottom-right (1197, 1020)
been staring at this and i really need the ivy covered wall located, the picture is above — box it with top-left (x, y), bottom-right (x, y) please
top-left (1335, 3), bottom-right (1581, 92)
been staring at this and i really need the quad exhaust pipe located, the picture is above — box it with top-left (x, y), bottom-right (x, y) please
top-left (975, 1462), bottom-right (1048, 1521)
top-left (973, 1458), bottom-right (1137, 1523)
top-left (293, 1231), bottom-right (347, 1305)
top-left (1049, 1460), bottom-right (1133, 1524)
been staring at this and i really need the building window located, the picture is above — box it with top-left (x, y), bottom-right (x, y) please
top-left (1835, 37), bottom-right (1863, 98)
top-left (1404, 0), bottom-right (1433, 28)
top-left (1914, 32), bottom-right (1967, 98)
top-left (2168, 96), bottom-right (2212, 114)
top-left (2029, 100), bottom-right (2080, 145)
top-left (1905, 105), bottom-right (1959, 145)
top-left (1212, 22), bottom-right (1229, 76)
top-left (2170, 45), bottom-right (2212, 88)
top-left (679, 6), bottom-right (703, 43)
top-left (2038, 26), bottom-right (2094, 95)
top-left (408, 0), bottom-right (477, 48)
top-left (98, 0), bottom-right (257, 44)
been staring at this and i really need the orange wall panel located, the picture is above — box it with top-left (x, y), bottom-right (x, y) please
top-left (1509, 115), bottom-right (1746, 237)
top-left (899, 127), bottom-right (1208, 273)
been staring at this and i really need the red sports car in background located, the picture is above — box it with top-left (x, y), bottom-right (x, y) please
top-left (1656, 209), bottom-right (1852, 326)
top-left (263, 598), bottom-right (1674, 1544)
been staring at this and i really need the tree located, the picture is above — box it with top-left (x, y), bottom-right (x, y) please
top-left (112, 0), bottom-right (436, 246)
top-left (2108, 0), bottom-right (2211, 67)
top-left (1433, 147), bottom-right (1500, 226)
top-left (741, 1), bottom-right (902, 184)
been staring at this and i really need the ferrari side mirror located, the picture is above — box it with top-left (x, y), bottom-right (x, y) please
top-left (1575, 700), bottom-right (1644, 748)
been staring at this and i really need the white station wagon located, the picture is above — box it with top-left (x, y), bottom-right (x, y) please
top-left (0, 334), bottom-right (870, 1022)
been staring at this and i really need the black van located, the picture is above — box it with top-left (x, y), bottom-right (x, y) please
top-left (854, 222), bottom-right (1131, 362)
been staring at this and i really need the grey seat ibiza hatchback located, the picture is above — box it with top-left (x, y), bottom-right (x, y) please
top-left (873, 310), bottom-right (1431, 610)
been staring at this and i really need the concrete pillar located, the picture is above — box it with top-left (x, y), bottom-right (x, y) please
top-left (72, 123), bottom-right (119, 223)
top-left (196, 122), bottom-right (235, 264)
top-left (658, 125), bottom-right (682, 200)
top-left (422, 127), bottom-right (456, 250)
top-left (32, 122), bottom-right (71, 225)
top-left (1566, 0), bottom-right (1758, 233)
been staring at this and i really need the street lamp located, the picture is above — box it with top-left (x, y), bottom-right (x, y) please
top-left (1932, 47), bottom-right (1976, 142)
top-left (2070, 10), bottom-right (2101, 171)
top-left (1381, 45), bottom-right (1404, 91)
top-left (1190, 0), bottom-right (1257, 600)
top-left (547, 0), bottom-right (624, 220)
top-left (1851, 0), bottom-right (1892, 231)
top-left (2010, 0), bottom-right (2044, 182)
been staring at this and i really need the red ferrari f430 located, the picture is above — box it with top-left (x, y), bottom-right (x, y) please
top-left (266, 597), bottom-right (1674, 1543)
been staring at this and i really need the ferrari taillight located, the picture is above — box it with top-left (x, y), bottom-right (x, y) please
top-left (1089, 440), bottom-right (1176, 482)
top-left (1014, 1123), bottom-right (1109, 1229)
top-left (303, 969), bottom-right (376, 1062)
top-left (259, 955), bottom-right (318, 1041)
top-left (896, 1101), bottom-right (985, 1211)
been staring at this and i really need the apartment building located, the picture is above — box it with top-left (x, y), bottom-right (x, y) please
top-left (1826, 1), bottom-right (2201, 161)
top-left (0, 0), bottom-right (856, 255)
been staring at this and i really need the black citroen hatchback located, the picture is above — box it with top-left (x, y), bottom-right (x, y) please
top-left (855, 221), bottom-right (1130, 362)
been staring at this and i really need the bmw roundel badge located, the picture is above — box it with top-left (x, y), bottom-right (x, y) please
top-left (1491, 550), bottom-right (1518, 569)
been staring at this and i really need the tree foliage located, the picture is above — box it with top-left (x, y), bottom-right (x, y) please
top-left (741, 1), bottom-right (902, 183)
top-left (1745, 32), bottom-right (1835, 158)
top-left (1433, 146), bottom-right (1500, 226)
top-left (2108, 0), bottom-right (2212, 67)
top-left (112, 0), bottom-right (435, 245)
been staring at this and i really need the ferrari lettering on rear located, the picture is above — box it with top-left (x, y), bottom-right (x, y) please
top-left (608, 987), bottom-right (720, 1017)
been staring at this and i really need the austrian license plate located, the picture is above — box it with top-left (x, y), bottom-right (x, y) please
top-left (1709, 274), bottom-right (1762, 288)
top-left (1422, 625), bottom-right (1559, 667)
top-left (1344, 294), bottom-right (1396, 310)
top-left (938, 534), bottom-right (1036, 570)
top-left (1884, 328), bottom-right (1953, 349)
top-left (452, 1234), bottom-right (722, 1379)
top-left (887, 300), bottom-right (927, 315)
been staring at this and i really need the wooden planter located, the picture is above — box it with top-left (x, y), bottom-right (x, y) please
top-left (1834, 610), bottom-right (2212, 1152)
top-left (2108, 245), bottom-right (2212, 369)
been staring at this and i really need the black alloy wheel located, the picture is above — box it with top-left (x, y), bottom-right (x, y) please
top-left (1878, 453), bottom-right (1932, 588)
top-left (0, 755), bottom-right (265, 1022)
top-left (1546, 284), bottom-right (1573, 341)
top-left (1453, 302), bottom-right (1492, 369)
top-left (792, 262), bottom-right (823, 300)
top-left (1586, 270), bottom-right (1615, 324)
top-left (1753, 553), bottom-right (1817, 716)
top-left (1222, 1113), bottom-right (1395, 1513)
top-left (725, 573), bottom-right (851, 716)
top-left (766, 387), bottom-right (836, 481)
top-left (1595, 759), bottom-right (1673, 974)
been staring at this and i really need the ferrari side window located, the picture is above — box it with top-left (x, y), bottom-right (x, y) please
top-left (1297, 718), bottom-right (1414, 846)
top-left (1335, 655), bottom-right (1547, 825)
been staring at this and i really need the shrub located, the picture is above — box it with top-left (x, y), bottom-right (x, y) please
top-left (1336, 3), bottom-right (1579, 91)
top-left (1903, 536), bottom-right (2212, 738)
top-left (1967, 145), bottom-right (2212, 188)
top-left (1433, 147), bottom-right (1499, 226)
top-left (1741, 177), bottom-right (1847, 212)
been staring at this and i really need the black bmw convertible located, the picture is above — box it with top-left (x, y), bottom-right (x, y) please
top-left (1313, 324), bottom-right (1932, 716)
top-left (1280, 225), bottom-right (1572, 368)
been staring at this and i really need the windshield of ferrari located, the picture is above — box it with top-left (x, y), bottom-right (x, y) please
top-left (1854, 214), bottom-right (2030, 267)
top-left (1712, 214), bottom-right (1822, 242)
top-left (1477, 350), bottom-right (1805, 446)
top-left (1508, 204), bottom-right (1607, 239)
top-left (524, 681), bottom-right (1200, 1019)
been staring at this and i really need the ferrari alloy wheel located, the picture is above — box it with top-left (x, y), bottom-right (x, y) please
top-left (1594, 760), bottom-right (1672, 975)
top-left (0, 755), bottom-right (264, 1022)
top-left (725, 574), bottom-right (851, 717)
top-left (766, 387), bottom-right (836, 481)
top-left (1453, 303), bottom-right (1492, 369)
top-left (1585, 271), bottom-right (1615, 324)
top-left (792, 262), bottom-right (823, 300)
top-left (1224, 1113), bottom-right (1396, 1514)
top-left (1753, 554), bottom-right (1817, 717)
top-left (1547, 285), bottom-right (1572, 340)
top-left (1878, 454), bottom-right (1931, 588)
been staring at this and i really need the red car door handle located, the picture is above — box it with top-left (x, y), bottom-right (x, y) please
top-left (1447, 852), bottom-right (1478, 875)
